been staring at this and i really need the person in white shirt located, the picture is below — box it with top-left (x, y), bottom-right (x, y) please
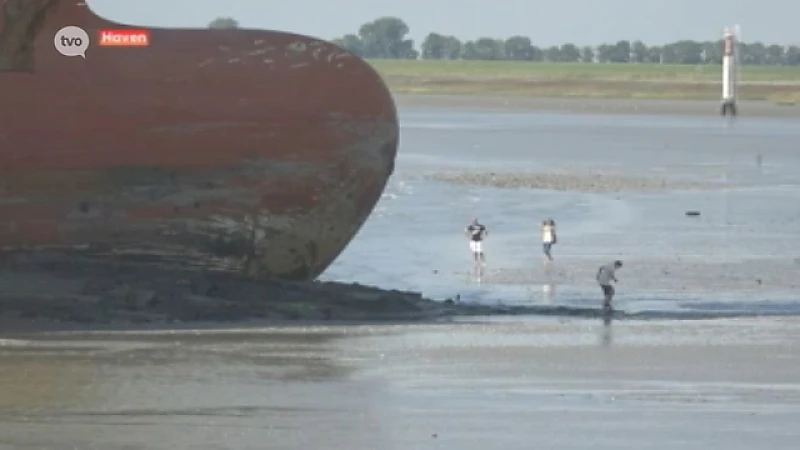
top-left (464, 218), bottom-right (488, 263)
top-left (596, 260), bottom-right (623, 310)
top-left (541, 218), bottom-right (557, 261)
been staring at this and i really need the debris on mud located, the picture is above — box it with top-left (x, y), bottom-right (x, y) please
top-left (423, 171), bottom-right (726, 192)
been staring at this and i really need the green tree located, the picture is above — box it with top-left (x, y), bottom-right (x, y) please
top-left (463, 38), bottom-right (504, 60)
top-left (660, 44), bottom-right (678, 63)
top-left (332, 34), bottom-right (364, 57)
top-left (701, 41), bottom-right (723, 64)
top-left (530, 46), bottom-right (544, 61)
top-left (646, 45), bottom-right (662, 63)
top-left (608, 40), bottom-right (631, 62)
top-left (358, 17), bottom-right (418, 59)
top-left (740, 42), bottom-right (766, 65)
top-left (765, 44), bottom-right (784, 65)
top-left (631, 40), bottom-right (648, 63)
top-left (580, 46), bottom-right (595, 63)
top-left (672, 40), bottom-right (703, 64)
top-left (544, 45), bottom-right (561, 61)
top-left (462, 41), bottom-right (477, 60)
top-left (441, 36), bottom-right (463, 60)
top-left (504, 36), bottom-right (534, 60)
top-left (559, 43), bottom-right (581, 62)
top-left (786, 46), bottom-right (800, 65)
top-left (421, 33), bottom-right (446, 59)
top-left (421, 33), bottom-right (462, 59)
top-left (208, 17), bottom-right (239, 29)
top-left (595, 44), bottom-right (612, 62)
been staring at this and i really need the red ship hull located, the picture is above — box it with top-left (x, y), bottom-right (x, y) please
top-left (0, 0), bottom-right (398, 280)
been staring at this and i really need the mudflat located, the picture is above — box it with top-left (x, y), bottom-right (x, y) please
top-left (325, 98), bottom-right (800, 314)
top-left (1, 317), bottom-right (798, 449)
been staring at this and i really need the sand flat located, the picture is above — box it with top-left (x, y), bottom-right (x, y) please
top-left (325, 102), bottom-right (800, 314)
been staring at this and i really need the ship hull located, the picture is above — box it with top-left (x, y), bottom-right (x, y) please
top-left (0, 0), bottom-right (398, 280)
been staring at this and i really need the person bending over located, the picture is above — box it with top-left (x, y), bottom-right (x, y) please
top-left (596, 260), bottom-right (623, 310)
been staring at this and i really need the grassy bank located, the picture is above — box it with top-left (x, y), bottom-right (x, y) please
top-left (366, 59), bottom-right (800, 103)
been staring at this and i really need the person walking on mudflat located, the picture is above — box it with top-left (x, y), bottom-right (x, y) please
top-left (465, 218), bottom-right (488, 264)
top-left (541, 218), bottom-right (557, 262)
top-left (596, 260), bottom-right (623, 311)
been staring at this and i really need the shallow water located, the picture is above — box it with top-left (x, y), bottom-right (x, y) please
top-left (322, 108), bottom-right (800, 316)
top-left (1, 318), bottom-right (800, 449)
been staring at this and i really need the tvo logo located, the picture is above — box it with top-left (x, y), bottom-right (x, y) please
top-left (54, 25), bottom-right (90, 58)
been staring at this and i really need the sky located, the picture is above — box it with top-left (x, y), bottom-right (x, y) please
top-left (87, 0), bottom-right (800, 47)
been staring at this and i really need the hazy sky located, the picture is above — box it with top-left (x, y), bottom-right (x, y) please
top-left (87, 0), bottom-right (799, 47)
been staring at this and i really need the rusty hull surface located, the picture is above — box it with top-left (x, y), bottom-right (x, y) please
top-left (0, 0), bottom-right (398, 281)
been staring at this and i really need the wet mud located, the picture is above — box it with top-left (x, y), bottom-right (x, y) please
top-left (0, 252), bottom-right (559, 331)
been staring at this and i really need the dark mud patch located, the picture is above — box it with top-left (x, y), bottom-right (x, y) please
top-left (0, 252), bottom-right (542, 332)
top-left (4, 253), bottom-right (793, 333)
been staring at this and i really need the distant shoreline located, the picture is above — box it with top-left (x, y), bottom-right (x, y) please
top-left (393, 94), bottom-right (800, 117)
top-left (367, 60), bottom-right (800, 105)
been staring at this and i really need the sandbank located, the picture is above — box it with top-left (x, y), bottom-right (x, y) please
top-left (422, 171), bottom-right (728, 192)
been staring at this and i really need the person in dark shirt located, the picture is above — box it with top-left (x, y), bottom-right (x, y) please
top-left (596, 260), bottom-right (623, 311)
top-left (464, 218), bottom-right (488, 263)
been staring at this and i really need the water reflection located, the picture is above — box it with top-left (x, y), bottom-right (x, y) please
top-left (0, 330), bottom-right (397, 448)
top-left (2, 319), bottom-right (799, 448)
top-left (600, 311), bottom-right (613, 347)
top-left (541, 283), bottom-right (555, 304)
top-left (0, 356), bottom-right (92, 412)
top-left (469, 263), bottom-right (484, 285)
top-left (541, 260), bottom-right (556, 304)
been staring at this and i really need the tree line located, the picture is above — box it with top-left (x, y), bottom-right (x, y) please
top-left (205, 16), bottom-right (800, 65)
top-left (330, 17), bottom-right (800, 65)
